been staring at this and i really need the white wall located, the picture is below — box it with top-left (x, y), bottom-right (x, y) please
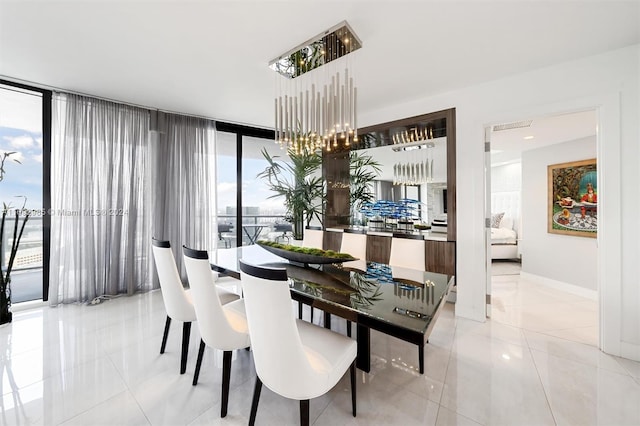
top-left (521, 136), bottom-right (597, 290)
top-left (360, 44), bottom-right (639, 360)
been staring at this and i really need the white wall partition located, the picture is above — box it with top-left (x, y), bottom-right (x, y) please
top-left (360, 44), bottom-right (639, 360)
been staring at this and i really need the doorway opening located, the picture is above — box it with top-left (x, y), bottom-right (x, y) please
top-left (485, 109), bottom-right (599, 347)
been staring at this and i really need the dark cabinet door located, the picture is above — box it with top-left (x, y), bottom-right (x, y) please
top-left (366, 235), bottom-right (392, 264)
top-left (425, 241), bottom-right (456, 275)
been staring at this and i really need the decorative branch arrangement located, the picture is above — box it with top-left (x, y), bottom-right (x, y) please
top-left (1, 152), bottom-right (31, 324)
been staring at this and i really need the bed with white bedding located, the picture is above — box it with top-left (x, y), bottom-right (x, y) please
top-left (491, 192), bottom-right (520, 260)
top-left (491, 225), bottom-right (519, 259)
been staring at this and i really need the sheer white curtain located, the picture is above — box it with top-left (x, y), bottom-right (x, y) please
top-left (151, 111), bottom-right (216, 280)
top-left (49, 93), bottom-right (152, 305)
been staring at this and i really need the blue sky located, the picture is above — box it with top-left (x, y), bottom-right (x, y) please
top-left (0, 126), bottom-right (43, 211)
top-left (216, 146), bottom-right (291, 216)
top-left (0, 86), bottom-right (43, 211)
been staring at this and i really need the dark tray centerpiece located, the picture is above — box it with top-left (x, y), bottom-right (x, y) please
top-left (256, 240), bottom-right (357, 266)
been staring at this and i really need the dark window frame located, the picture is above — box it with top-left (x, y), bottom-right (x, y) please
top-left (0, 79), bottom-right (52, 302)
top-left (215, 122), bottom-right (275, 245)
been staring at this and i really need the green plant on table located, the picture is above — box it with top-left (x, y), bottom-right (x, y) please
top-left (257, 240), bottom-right (355, 259)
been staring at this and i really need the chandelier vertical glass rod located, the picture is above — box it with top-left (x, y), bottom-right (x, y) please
top-left (275, 67), bottom-right (357, 154)
top-left (270, 21), bottom-right (361, 154)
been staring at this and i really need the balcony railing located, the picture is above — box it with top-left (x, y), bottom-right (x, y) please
top-left (217, 214), bottom-right (289, 246)
top-left (1, 216), bottom-right (43, 271)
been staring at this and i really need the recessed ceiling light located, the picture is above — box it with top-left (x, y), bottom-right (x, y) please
top-left (523, 135), bottom-right (534, 140)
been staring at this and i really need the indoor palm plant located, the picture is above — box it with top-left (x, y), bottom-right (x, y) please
top-left (257, 147), bottom-right (325, 240)
top-left (349, 150), bottom-right (381, 225)
top-left (1, 152), bottom-right (30, 325)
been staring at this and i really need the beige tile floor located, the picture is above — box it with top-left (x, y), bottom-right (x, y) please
top-left (1, 270), bottom-right (639, 425)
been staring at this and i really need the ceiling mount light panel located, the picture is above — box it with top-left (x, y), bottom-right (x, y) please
top-left (269, 21), bottom-right (362, 79)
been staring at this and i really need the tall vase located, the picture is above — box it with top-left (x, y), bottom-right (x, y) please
top-left (0, 278), bottom-right (11, 325)
top-left (292, 210), bottom-right (304, 241)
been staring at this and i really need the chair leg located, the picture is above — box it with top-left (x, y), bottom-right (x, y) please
top-left (160, 316), bottom-right (171, 354)
top-left (300, 399), bottom-right (310, 426)
top-left (249, 377), bottom-right (263, 426)
top-left (419, 344), bottom-right (425, 374)
top-left (350, 361), bottom-right (357, 417)
top-left (192, 339), bottom-right (206, 386)
top-left (346, 320), bottom-right (352, 338)
top-left (221, 350), bottom-right (232, 418)
top-left (180, 322), bottom-right (191, 374)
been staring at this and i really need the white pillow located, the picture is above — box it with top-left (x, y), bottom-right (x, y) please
top-left (500, 216), bottom-right (514, 230)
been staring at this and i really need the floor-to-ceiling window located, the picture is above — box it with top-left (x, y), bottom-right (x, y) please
top-left (215, 130), bottom-right (238, 248)
top-left (214, 123), bottom-right (280, 247)
top-left (0, 81), bottom-right (50, 303)
top-left (241, 136), bottom-right (291, 245)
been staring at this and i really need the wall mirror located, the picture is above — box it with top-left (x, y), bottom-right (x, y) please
top-left (351, 109), bottom-right (456, 241)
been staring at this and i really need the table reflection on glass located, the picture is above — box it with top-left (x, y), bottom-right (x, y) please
top-left (210, 244), bottom-right (453, 374)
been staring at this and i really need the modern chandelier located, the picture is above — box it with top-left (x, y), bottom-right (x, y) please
top-left (269, 21), bottom-right (362, 154)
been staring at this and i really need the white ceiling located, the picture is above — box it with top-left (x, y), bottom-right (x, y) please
top-left (491, 110), bottom-right (597, 153)
top-left (490, 109), bottom-right (597, 165)
top-left (0, 1), bottom-right (638, 131)
top-left (361, 109), bottom-right (599, 178)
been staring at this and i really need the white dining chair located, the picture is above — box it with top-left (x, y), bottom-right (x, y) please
top-left (183, 246), bottom-right (251, 418)
top-left (151, 239), bottom-right (239, 374)
top-left (301, 226), bottom-right (323, 249)
top-left (388, 233), bottom-right (426, 270)
top-left (239, 260), bottom-right (357, 426)
top-left (340, 230), bottom-right (367, 260)
top-left (300, 226), bottom-right (324, 322)
top-left (338, 230), bottom-right (367, 337)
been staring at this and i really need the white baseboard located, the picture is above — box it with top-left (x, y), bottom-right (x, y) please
top-left (621, 341), bottom-right (640, 362)
top-left (12, 299), bottom-right (47, 312)
top-left (519, 271), bottom-right (598, 301)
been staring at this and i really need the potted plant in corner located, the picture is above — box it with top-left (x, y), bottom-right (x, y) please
top-left (257, 147), bottom-right (325, 240)
top-left (0, 152), bottom-right (31, 325)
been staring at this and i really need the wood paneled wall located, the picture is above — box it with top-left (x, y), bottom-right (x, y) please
top-left (323, 231), bottom-right (455, 275)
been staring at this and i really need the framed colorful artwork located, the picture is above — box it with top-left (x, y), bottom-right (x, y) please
top-left (548, 158), bottom-right (597, 238)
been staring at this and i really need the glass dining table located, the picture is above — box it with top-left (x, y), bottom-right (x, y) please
top-left (210, 244), bottom-right (454, 374)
